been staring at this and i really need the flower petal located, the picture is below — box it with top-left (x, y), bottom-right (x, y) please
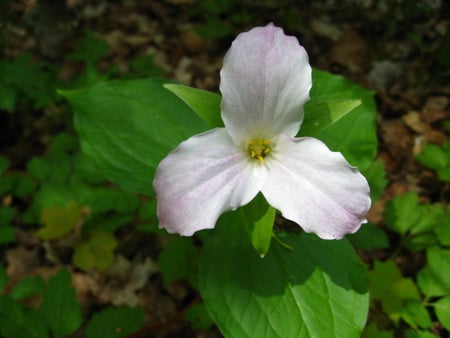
top-left (260, 135), bottom-right (371, 239)
top-left (153, 128), bottom-right (259, 236)
top-left (220, 23), bottom-right (312, 144)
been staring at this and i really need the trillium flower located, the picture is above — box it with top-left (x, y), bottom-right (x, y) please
top-left (153, 23), bottom-right (371, 239)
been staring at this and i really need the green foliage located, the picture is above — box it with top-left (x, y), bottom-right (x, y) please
top-left (85, 306), bottom-right (144, 338)
top-left (61, 78), bottom-right (208, 195)
top-left (200, 214), bottom-right (369, 338)
top-left (164, 83), bottom-right (223, 128)
top-left (0, 53), bottom-right (56, 111)
top-left (73, 231), bottom-right (118, 270)
top-left (434, 296), bottom-right (450, 331)
top-left (348, 222), bottom-right (389, 251)
top-left (37, 201), bottom-right (83, 240)
top-left (41, 269), bottom-right (83, 338)
top-left (307, 69), bottom-right (378, 170)
top-left (416, 139), bottom-right (450, 181)
top-left (369, 260), bottom-right (420, 324)
top-left (0, 206), bottom-right (16, 244)
top-left (184, 302), bottom-right (214, 330)
top-left (362, 159), bottom-right (388, 203)
top-left (0, 154), bottom-right (10, 175)
top-left (0, 264), bottom-right (7, 291)
top-left (0, 264), bottom-right (146, 338)
top-left (240, 193), bottom-right (275, 257)
top-left (383, 192), bottom-right (444, 250)
top-left (9, 276), bottom-right (45, 300)
top-left (417, 247), bottom-right (450, 298)
top-left (158, 237), bottom-right (199, 286)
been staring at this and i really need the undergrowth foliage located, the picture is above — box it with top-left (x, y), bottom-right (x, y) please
top-left (0, 25), bottom-right (449, 338)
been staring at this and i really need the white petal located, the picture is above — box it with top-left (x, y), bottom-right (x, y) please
top-left (153, 128), bottom-right (259, 236)
top-left (220, 23), bottom-right (312, 144)
top-left (260, 136), bottom-right (371, 239)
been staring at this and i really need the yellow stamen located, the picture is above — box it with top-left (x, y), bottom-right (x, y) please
top-left (248, 137), bottom-right (271, 164)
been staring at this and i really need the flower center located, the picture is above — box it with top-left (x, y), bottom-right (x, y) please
top-left (248, 137), bottom-right (271, 164)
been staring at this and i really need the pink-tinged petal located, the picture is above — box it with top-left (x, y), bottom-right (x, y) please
top-left (260, 135), bottom-right (371, 239)
top-left (220, 23), bottom-right (312, 144)
top-left (153, 128), bottom-right (259, 236)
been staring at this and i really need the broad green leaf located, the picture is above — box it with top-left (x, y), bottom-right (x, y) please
top-left (362, 159), bottom-right (388, 203)
top-left (41, 268), bottom-right (82, 338)
top-left (434, 296), bottom-right (450, 331)
top-left (37, 200), bottom-right (83, 240)
top-left (164, 83), bottom-right (223, 128)
top-left (61, 78), bottom-right (208, 195)
top-left (417, 247), bottom-right (450, 297)
top-left (302, 98), bottom-right (361, 136)
top-left (348, 223), bottom-right (389, 250)
top-left (369, 260), bottom-right (420, 323)
top-left (199, 213), bottom-right (369, 338)
top-left (73, 232), bottom-right (118, 270)
top-left (304, 69), bottom-right (377, 170)
top-left (85, 306), bottom-right (144, 338)
top-left (10, 276), bottom-right (45, 300)
top-left (240, 193), bottom-right (275, 257)
top-left (0, 296), bottom-right (49, 338)
top-left (158, 237), bottom-right (199, 286)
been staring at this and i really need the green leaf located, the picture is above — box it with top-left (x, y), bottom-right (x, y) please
top-left (164, 84), bottom-right (223, 128)
top-left (416, 142), bottom-right (450, 181)
top-left (435, 211), bottom-right (450, 246)
top-left (402, 299), bottom-right (432, 329)
top-left (37, 201), bottom-right (83, 240)
top-left (362, 323), bottom-right (395, 338)
top-left (362, 159), bottom-right (388, 203)
top-left (61, 78), bottom-right (208, 195)
top-left (0, 226), bottom-right (16, 244)
top-left (158, 237), bottom-right (199, 286)
top-left (368, 260), bottom-right (420, 323)
top-left (305, 69), bottom-right (377, 170)
top-left (0, 207), bottom-right (16, 226)
top-left (199, 213), bottom-right (369, 338)
top-left (41, 268), bottom-right (82, 338)
top-left (302, 98), bottom-right (361, 136)
top-left (434, 296), bottom-right (450, 331)
top-left (85, 306), bottom-right (145, 338)
top-left (0, 264), bottom-right (7, 292)
top-left (240, 193), bottom-right (275, 257)
top-left (417, 247), bottom-right (450, 297)
top-left (383, 192), bottom-right (443, 237)
top-left (0, 296), bottom-right (49, 338)
top-left (73, 232), bottom-right (118, 270)
top-left (10, 276), bottom-right (45, 300)
top-left (348, 222), bottom-right (389, 250)
top-left (67, 30), bottom-right (109, 64)
top-left (0, 83), bottom-right (18, 112)
top-left (0, 154), bottom-right (10, 175)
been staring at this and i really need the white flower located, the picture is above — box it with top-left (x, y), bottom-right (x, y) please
top-left (153, 23), bottom-right (371, 239)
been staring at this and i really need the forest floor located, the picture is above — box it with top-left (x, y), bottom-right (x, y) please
top-left (1, 0), bottom-right (450, 337)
